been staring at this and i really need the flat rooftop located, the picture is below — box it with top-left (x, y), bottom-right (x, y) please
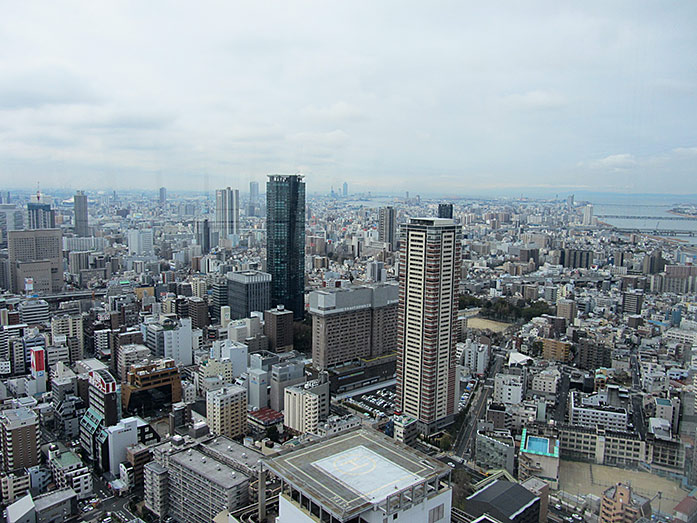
top-left (520, 428), bottom-right (560, 458)
top-left (263, 428), bottom-right (450, 520)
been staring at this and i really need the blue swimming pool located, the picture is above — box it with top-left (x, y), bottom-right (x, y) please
top-left (527, 436), bottom-right (549, 453)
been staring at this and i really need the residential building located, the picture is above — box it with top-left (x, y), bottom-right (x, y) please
top-left (475, 429), bottom-right (515, 474)
top-left (51, 314), bottom-right (84, 364)
top-left (283, 373), bottom-right (330, 435)
top-left (494, 374), bottom-right (524, 406)
top-left (600, 483), bottom-right (651, 523)
top-left (144, 316), bottom-right (193, 366)
top-left (541, 338), bottom-right (571, 362)
top-left (378, 206), bottom-right (398, 251)
top-left (206, 385), bottom-right (247, 438)
top-left (396, 217), bottom-right (461, 435)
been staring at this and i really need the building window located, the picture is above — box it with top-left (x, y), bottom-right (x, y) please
top-left (429, 504), bottom-right (444, 522)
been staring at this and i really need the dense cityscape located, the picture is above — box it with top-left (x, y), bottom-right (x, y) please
top-left (0, 181), bottom-right (696, 523)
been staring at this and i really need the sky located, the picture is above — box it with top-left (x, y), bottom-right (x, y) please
top-left (1, 2), bottom-right (696, 196)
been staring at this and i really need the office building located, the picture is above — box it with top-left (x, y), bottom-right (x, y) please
top-left (206, 385), bottom-right (247, 438)
top-left (378, 206), bottom-right (397, 251)
top-left (228, 270), bottom-right (271, 319)
top-left (73, 191), bottom-right (88, 237)
top-left (0, 204), bottom-right (23, 247)
top-left (127, 229), bottom-right (154, 256)
top-left (79, 369), bottom-right (120, 462)
top-left (194, 218), bottom-right (211, 254)
top-left (144, 316), bottom-right (193, 367)
top-left (309, 283), bottom-right (399, 370)
top-left (159, 187), bottom-right (166, 205)
top-left (438, 203), bottom-right (454, 219)
top-left (215, 187), bottom-right (240, 239)
top-left (51, 314), bottom-right (84, 364)
top-left (342, 181), bottom-right (348, 197)
top-left (117, 344), bottom-right (150, 380)
top-left (122, 359), bottom-right (182, 414)
top-left (396, 217), bottom-right (461, 435)
top-left (264, 305), bottom-right (294, 352)
top-left (569, 391), bottom-right (628, 431)
top-left (248, 180), bottom-right (259, 216)
top-left (19, 300), bottom-right (49, 325)
top-left (600, 483), bottom-right (651, 523)
top-left (27, 199), bottom-right (55, 230)
top-left (267, 174), bottom-right (305, 319)
top-left (187, 296), bottom-right (209, 329)
top-left (263, 428), bottom-right (452, 523)
top-left (8, 229), bottom-right (62, 294)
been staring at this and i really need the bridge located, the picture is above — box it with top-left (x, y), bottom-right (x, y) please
top-left (612, 227), bottom-right (696, 237)
top-left (597, 214), bottom-right (697, 221)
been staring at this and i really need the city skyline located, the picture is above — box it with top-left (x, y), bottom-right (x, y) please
top-left (0, 2), bottom-right (695, 194)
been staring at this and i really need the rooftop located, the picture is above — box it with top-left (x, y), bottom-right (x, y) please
top-left (170, 447), bottom-right (249, 489)
top-left (263, 428), bottom-right (450, 520)
top-left (466, 480), bottom-right (538, 520)
top-left (520, 429), bottom-right (560, 458)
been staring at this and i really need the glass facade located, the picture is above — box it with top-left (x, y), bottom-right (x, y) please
top-left (266, 174), bottom-right (305, 320)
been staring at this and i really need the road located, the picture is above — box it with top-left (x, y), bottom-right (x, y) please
top-left (554, 372), bottom-right (570, 423)
top-left (453, 353), bottom-right (502, 458)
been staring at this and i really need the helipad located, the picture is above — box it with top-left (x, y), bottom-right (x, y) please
top-left (313, 445), bottom-right (422, 501)
top-left (263, 428), bottom-right (451, 521)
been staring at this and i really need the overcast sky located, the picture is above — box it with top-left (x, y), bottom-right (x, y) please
top-left (1, 2), bottom-right (696, 196)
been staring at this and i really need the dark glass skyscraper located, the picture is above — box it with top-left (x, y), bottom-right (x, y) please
top-left (74, 191), bottom-right (88, 236)
top-left (266, 174), bottom-right (305, 319)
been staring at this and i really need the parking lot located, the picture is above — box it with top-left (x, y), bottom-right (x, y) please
top-left (345, 386), bottom-right (396, 419)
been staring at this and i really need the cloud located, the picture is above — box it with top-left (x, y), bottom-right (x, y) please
top-left (501, 90), bottom-right (568, 110)
top-left (588, 153), bottom-right (637, 170)
top-left (0, 68), bottom-right (99, 109)
top-left (0, 2), bottom-right (696, 193)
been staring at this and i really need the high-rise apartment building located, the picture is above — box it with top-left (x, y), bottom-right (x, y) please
top-left (73, 191), bottom-right (88, 237)
top-left (206, 385), bottom-right (247, 438)
top-left (378, 206), bottom-right (397, 251)
top-left (0, 408), bottom-right (40, 473)
top-left (8, 228), bottom-right (62, 294)
top-left (127, 229), bottom-right (154, 255)
top-left (215, 187), bottom-right (240, 239)
top-left (396, 217), bottom-right (461, 435)
top-left (266, 174), bottom-right (305, 319)
top-left (309, 283), bottom-right (399, 370)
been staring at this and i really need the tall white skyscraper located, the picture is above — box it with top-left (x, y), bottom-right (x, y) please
top-left (396, 217), bottom-right (461, 435)
top-left (582, 204), bottom-right (594, 226)
top-left (215, 187), bottom-right (240, 238)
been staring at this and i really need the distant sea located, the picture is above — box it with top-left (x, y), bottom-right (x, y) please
top-left (591, 195), bottom-right (697, 246)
